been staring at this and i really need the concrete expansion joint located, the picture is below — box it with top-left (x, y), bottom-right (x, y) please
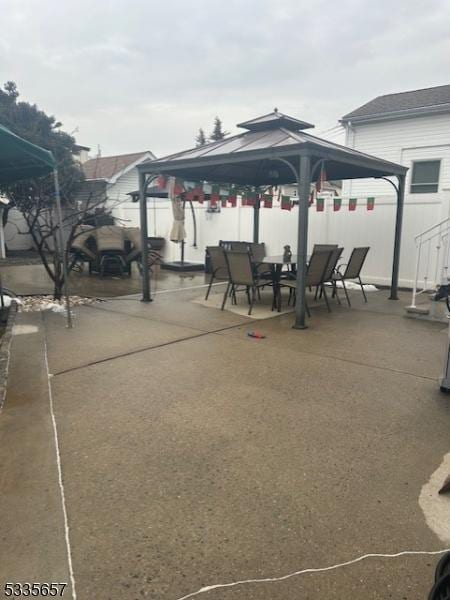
top-left (175, 548), bottom-right (450, 600)
top-left (42, 315), bottom-right (77, 600)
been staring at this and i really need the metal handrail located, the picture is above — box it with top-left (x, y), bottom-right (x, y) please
top-left (410, 217), bottom-right (450, 308)
top-left (414, 217), bottom-right (450, 243)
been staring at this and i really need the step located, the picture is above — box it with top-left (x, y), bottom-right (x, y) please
top-left (405, 300), bottom-right (448, 323)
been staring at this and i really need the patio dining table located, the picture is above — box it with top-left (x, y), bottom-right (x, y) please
top-left (255, 255), bottom-right (296, 312)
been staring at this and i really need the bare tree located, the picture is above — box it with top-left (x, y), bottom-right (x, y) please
top-left (15, 178), bottom-right (112, 299)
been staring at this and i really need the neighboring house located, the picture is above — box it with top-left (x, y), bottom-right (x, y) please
top-left (82, 151), bottom-right (155, 226)
top-left (340, 84), bottom-right (450, 288)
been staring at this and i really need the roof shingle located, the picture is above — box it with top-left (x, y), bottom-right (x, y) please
top-left (83, 151), bottom-right (152, 181)
top-left (342, 84), bottom-right (450, 122)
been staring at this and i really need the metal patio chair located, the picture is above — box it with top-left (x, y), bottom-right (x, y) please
top-left (313, 243), bottom-right (338, 252)
top-left (222, 250), bottom-right (266, 315)
top-left (205, 246), bottom-right (229, 300)
top-left (230, 241), bottom-right (250, 252)
top-left (123, 227), bottom-right (142, 275)
top-left (249, 242), bottom-right (272, 281)
top-left (283, 250), bottom-right (333, 316)
top-left (316, 247), bottom-right (344, 303)
top-left (69, 225), bottom-right (96, 273)
top-left (95, 225), bottom-right (126, 277)
top-left (332, 246), bottom-right (370, 307)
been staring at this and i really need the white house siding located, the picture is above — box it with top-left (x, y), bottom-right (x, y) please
top-left (342, 113), bottom-right (450, 287)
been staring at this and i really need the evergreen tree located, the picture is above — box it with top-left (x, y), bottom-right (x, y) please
top-left (195, 128), bottom-right (206, 147)
top-left (209, 116), bottom-right (228, 142)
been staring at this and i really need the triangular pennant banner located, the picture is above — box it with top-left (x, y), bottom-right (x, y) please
top-left (316, 196), bottom-right (325, 212)
top-left (263, 195), bottom-right (273, 208)
top-left (349, 197), bottom-right (357, 211)
top-left (246, 191), bottom-right (257, 207)
top-left (367, 197), bottom-right (375, 211)
top-left (281, 196), bottom-right (292, 211)
top-left (333, 197), bottom-right (342, 212)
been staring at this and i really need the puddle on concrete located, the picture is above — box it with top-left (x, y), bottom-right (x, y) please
top-left (419, 452), bottom-right (450, 543)
top-left (12, 324), bottom-right (39, 335)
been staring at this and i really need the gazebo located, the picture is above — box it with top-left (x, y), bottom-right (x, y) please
top-left (137, 110), bottom-right (407, 329)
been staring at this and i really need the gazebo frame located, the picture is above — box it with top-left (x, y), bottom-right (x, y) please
top-left (137, 111), bottom-right (407, 329)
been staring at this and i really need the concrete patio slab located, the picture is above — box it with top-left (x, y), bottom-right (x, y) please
top-left (43, 304), bottom-right (211, 374)
top-left (216, 290), bottom-right (447, 381)
top-left (0, 263), bottom-right (206, 297)
top-left (92, 289), bottom-right (251, 333)
top-left (48, 315), bottom-right (450, 599)
top-left (1, 276), bottom-right (449, 600)
top-left (0, 313), bottom-right (72, 597)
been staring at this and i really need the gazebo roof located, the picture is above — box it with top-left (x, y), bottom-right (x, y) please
top-left (140, 110), bottom-right (407, 186)
top-left (237, 109), bottom-right (314, 132)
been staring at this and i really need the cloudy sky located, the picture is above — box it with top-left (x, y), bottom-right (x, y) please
top-left (1, 0), bottom-right (449, 158)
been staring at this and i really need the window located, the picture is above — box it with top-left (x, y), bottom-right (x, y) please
top-left (410, 160), bottom-right (440, 194)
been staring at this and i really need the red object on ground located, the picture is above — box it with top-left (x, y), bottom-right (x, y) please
top-left (247, 331), bottom-right (266, 339)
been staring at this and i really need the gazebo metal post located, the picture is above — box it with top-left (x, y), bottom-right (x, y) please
top-left (390, 173), bottom-right (406, 300)
top-left (139, 170), bottom-right (155, 303)
top-left (253, 193), bottom-right (260, 243)
top-left (53, 169), bottom-right (72, 329)
top-left (294, 154), bottom-right (311, 329)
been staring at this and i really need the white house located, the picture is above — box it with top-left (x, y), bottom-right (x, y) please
top-left (82, 150), bottom-right (155, 222)
top-left (340, 84), bottom-right (450, 290)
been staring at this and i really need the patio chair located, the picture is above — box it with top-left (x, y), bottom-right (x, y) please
top-left (205, 246), bottom-right (228, 300)
top-left (332, 246), bottom-right (370, 307)
top-left (123, 227), bottom-right (142, 274)
top-left (230, 241), bottom-right (250, 252)
top-left (313, 243), bottom-right (338, 253)
top-left (95, 225), bottom-right (126, 277)
top-left (283, 250), bottom-right (333, 316)
top-left (249, 242), bottom-right (272, 281)
top-left (69, 225), bottom-right (97, 273)
top-left (222, 250), bottom-right (267, 315)
top-left (316, 247), bottom-right (344, 302)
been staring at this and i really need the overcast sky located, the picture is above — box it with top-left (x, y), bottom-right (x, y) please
top-left (1, 0), bottom-right (449, 158)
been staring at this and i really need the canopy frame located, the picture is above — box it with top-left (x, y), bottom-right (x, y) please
top-left (0, 124), bottom-right (72, 327)
top-left (137, 111), bottom-right (407, 328)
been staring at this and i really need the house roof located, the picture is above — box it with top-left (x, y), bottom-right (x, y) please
top-left (341, 84), bottom-right (450, 123)
top-left (83, 151), bottom-right (153, 181)
top-left (140, 110), bottom-right (407, 185)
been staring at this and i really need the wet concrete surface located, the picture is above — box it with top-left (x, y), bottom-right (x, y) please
top-left (0, 262), bottom-right (205, 297)
top-left (1, 278), bottom-right (450, 599)
top-left (0, 313), bottom-right (72, 597)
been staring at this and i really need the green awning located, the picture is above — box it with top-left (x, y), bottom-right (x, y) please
top-left (0, 123), bottom-right (56, 184)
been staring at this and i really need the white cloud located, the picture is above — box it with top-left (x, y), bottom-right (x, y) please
top-left (0, 0), bottom-right (449, 156)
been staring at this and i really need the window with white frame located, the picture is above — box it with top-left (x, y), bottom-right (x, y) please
top-left (410, 160), bottom-right (440, 194)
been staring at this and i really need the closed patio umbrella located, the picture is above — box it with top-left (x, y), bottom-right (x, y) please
top-left (168, 176), bottom-right (186, 243)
